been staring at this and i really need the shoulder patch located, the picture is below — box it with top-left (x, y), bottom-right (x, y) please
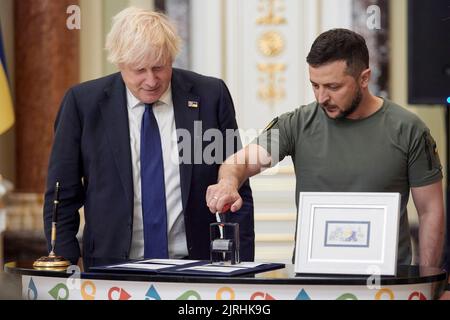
top-left (423, 131), bottom-right (442, 171)
top-left (263, 117), bottom-right (279, 132)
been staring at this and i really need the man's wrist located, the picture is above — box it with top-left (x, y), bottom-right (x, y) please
top-left (218, 177), bottom-right (239, 189)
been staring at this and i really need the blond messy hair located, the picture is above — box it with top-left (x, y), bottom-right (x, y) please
top-left (105, 7), bottom-right (181, 68)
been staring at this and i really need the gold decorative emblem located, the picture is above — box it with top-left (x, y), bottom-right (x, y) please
top-left (257, 63), bottom-right (286, 104)
top-left (256, 0), bottom-right (286, 25)
top-left (258, 31), bottom-right (284, 57)
top-left (255, 0), bottom-right (287, 105)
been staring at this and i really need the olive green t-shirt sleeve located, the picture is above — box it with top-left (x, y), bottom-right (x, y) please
top-left (253, 110), bottom-right (298, 166)
top-left (407, 126), bottom-right (443, 187)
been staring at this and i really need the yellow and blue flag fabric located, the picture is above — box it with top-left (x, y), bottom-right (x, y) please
top-left (0, 22), bottom-right (14, 134)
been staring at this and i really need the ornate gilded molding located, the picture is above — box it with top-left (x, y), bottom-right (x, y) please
top-left (256, 0), bottom-right (286, 25)
top-left (257, 63), bottom-right (286, 102)
top-left (257, 31), bottom-right (285, 57)
top-left (256, 0), bottom-right (287, 106)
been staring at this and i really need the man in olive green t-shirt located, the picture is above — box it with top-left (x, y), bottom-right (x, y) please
top-left (206, 29), bottom-right (444, 269)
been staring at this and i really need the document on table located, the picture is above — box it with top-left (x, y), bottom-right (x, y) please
top-left (107, 263), bottom-right (173, 270)
top-left (179, 265), bottom-right (246, 273)
top-left (91, 259), bottom-right (286, 276)
top-left (138, 259), bottom-right (199, 265)
top-left (203, 262), bottom-right (267, 268)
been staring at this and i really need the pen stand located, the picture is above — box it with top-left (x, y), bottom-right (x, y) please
top-left (210, 222), bottom-right (240, 265)
top-left (33, 252), bottom-right (71, 271)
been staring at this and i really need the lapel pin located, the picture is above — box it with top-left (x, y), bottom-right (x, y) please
top-left (188, 100), bottom-right (199, 108)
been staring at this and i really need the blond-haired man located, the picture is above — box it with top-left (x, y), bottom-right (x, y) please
top-left (44, 7), bottom-right (254, 269)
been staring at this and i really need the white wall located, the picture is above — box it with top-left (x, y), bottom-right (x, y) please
top-left (80, 0), bottom-right (104, 82)
top-left (190, 0), bottom-right (223, 79)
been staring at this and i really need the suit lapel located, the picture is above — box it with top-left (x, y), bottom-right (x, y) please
top-left (171, 69), bottom-right (200, 212)
top-left (98, 74), bottom-right (134, 212)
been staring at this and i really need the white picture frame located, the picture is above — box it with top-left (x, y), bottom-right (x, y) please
top-left (294, 192), bottom-right (400, 276)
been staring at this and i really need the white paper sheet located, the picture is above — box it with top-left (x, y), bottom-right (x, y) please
top-left (108, 263), bottom-right (172, 270)
top-left (179, 266), bottom-right (245, 273)
top-left (138, 259), bottom-right (199, 265)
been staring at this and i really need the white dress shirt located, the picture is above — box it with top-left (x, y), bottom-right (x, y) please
top-left (126, 85), bottom-right (188, 259)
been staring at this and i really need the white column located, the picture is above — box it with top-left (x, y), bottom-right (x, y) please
top-left (80, 0), bottom-right (105, 81)
top-left (190, 0), bottom-right (223, 78)
top-left (319, 0), bottom-right (352, 31)
top-left (300, 0), bottom-right (323, 105)
top-left (128, 0), bottom-right (154, 10)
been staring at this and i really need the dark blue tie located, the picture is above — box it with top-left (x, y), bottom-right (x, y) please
top-left (141, 103), bottom-right (168, 259)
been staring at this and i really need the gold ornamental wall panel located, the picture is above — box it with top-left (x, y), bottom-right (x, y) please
top-left (256, 0), bottom-right (287, 106)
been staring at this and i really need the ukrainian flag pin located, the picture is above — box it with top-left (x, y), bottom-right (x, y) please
top-left (188, 100), bottom-right (199, 108)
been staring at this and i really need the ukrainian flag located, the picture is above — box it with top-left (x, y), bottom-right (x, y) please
top-left (0, 23), bottom-right (14, 135)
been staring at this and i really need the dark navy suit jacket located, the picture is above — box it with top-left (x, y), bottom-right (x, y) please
top-left (44, 69), bottom-right (254, 268)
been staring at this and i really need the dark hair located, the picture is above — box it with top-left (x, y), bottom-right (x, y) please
top-left (306, 28), bottom-right (369, 77)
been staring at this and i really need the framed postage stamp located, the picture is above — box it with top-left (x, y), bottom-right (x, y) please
top-left (294, 192), bottom-right (400, 276)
